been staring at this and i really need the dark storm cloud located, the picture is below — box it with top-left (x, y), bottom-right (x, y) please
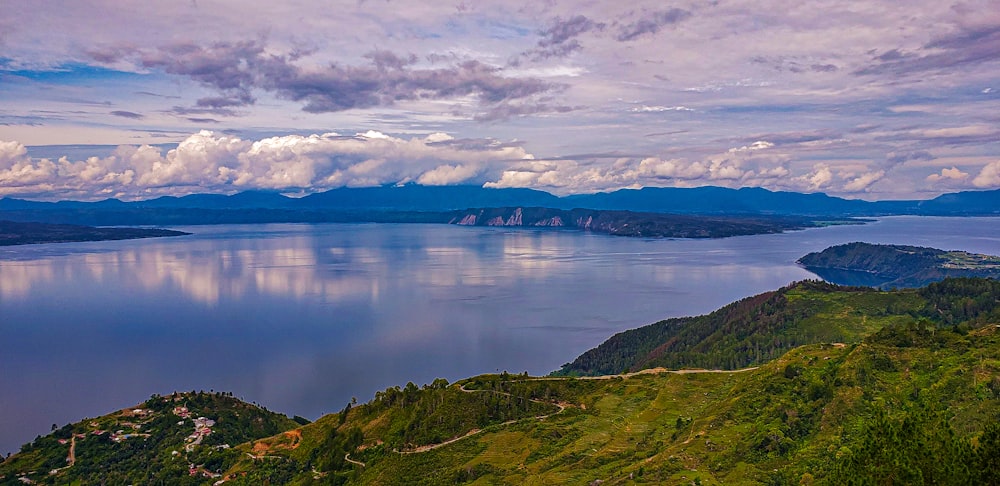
top-left (616, 8), bottom-right (690, 42)
top-left (110, 110), bottom-right (144, 119)
top-left (91, 41), bottom-right (560, 119)
top-left (855, 24), bottom-right (1000, 76)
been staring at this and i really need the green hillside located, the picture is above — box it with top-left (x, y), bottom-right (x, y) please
top-left (0, 392), bottom-right (299, 485)
top-left (3, 279), bottom-right (999, 485)
top-left (221, 322), bottom-right (1000, 485)
top-left (556, 278), bottom-right (1000, 376)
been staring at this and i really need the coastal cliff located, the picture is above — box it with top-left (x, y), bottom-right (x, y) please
top-left (448, 206), bottom-right (814, 238)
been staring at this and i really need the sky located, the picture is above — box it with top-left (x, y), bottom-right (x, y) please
top-left (1, 0), bottom-right (999, 201)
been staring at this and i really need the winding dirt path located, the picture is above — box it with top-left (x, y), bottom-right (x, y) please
top-left (394, 367), bottom-right (757, 454)
top-left (344, 453), bottom-right (366, 467)
top-left (67, 436), bottom-right (76, 466)
top-left (534, 366), bottom-right (760, 381)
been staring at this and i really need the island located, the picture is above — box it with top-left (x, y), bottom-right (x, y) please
top-left (0, 220), bottom-right (190, 246)
top-left (797, 241), bottom-right (1000, 288)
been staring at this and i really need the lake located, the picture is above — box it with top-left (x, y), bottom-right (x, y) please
top-left (2, 216), bottom-right (999, 454)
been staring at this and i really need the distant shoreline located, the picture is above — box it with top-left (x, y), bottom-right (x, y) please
top-left (0, 220), bottom-right (190, 246)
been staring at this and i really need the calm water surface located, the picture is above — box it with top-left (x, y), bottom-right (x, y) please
top-left (2, 217), bottom-right (999, 454)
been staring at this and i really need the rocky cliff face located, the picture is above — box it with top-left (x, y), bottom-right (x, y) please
top-left (449, 207), bottom-right (572, 228)
top-left (447, 207), bottom-right (812, 238)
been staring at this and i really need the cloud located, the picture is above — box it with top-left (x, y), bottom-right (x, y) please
top-left (887, 150), bottom-right (934, 166)
top-left (972, 161), bottom-right (1000, 188)
top-left (638, 158), bottom-right (710, 180)
top-left (805, 165), bottom-right (834, 191)
top-left (0, 130), bottom-right (535, 199)
top-left (750, 56), bottom-right (840, 74)
top-left (629, 105), bottom-right (694, 113)
top-left (416, 164), bottom-right (480, 185)
top-left (473, 101), bottom-right (577, 122)
top-left (842, 170), bottom-right (885, 192)
top-left (926, 166), bottom-right (969, 183)
top-left (616, 8), bottom-right (691, 41)
top-left (728, 141), bottom-right (774, 153)
top-left (522, 15), bottom-right (605, 61)
top-left (855, 24), bottom-right (1000, 77)
top-left (0, 141), bottom-right (29, 166)
top-left (90, 42), bottom-right (562, 120)
top-left (110, 110), bottom-right (144, 119)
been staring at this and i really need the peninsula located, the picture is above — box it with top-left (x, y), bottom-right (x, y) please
top-left (797, 242), bottom-right (1000, 288)
top-left (0, 220), bottom-right (189, 246)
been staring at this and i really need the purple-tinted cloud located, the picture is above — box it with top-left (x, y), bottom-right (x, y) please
top-left (616, 8), bottom-right (690, 41)
top-left (521, 15), bottom-right (605, 60)
top-left (855, 24), bottom-right (1000, 76)
top-left (110, 110), bottom-right (143, 119)
top-left (91, 42), bottom-right (561, 119)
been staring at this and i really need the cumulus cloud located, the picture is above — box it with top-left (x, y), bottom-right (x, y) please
top-left (637, 158), bottom-right (707, 179)
top-left (90, 42), bottom-right (562, 120)
top-left (416, 164), bottom-right (481, 185)
top-left (0, 141), bottom-right (29, 166)
top-left (972, 161), bottom-right (1000, 188)
top-left (842, 170), bottom-right (885, 192)
top-left (487, 142), bottom-right (796, 194)
top-left (926, 166), bottom-right (969, 183)
top-left (804, 164), bottom-right (834, 191)
top-left (0, 131), bottom-right (534, 199)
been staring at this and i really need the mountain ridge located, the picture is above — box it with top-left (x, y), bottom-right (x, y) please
top-left (3, 185), bottom-right (999, 216)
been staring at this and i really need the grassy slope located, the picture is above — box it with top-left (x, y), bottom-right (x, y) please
top-left (220, 324), bottom-right (1000, 485)
top-left (556, 281), bottom-right (926, 376)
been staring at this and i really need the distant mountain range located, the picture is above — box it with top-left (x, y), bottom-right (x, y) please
top-left (2, 185), bottom-right (998, 216)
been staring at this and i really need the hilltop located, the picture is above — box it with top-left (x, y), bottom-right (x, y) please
top-left (555, 278), bottom-right (1000, 377)
top-left (0, 391), bottom-right (299, 485)
top-left (3, 279), bottom-right (1000, 484)
top-left (798, 242), bottom-right (1000, 289)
